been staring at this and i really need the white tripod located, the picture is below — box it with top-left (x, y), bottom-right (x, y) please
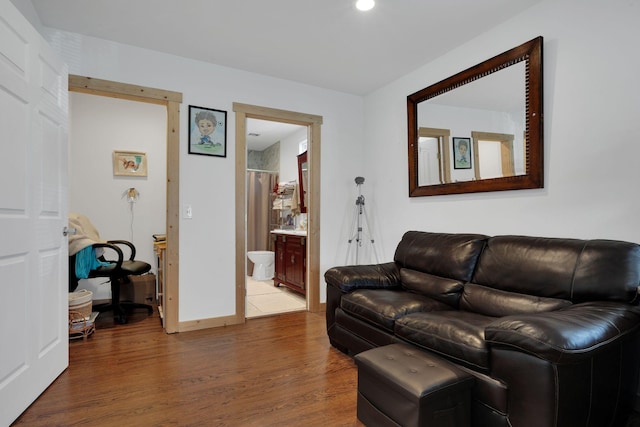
top-left (347, 177), bottom-right (378, 265)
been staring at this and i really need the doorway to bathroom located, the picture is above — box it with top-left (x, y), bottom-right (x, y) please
top-left (233, 102), bottom-right (322, 321)
top-left (245, 119), bottom-right (307, 318)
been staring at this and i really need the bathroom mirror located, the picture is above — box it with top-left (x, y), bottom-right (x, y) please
top-left (407, 36), bottom-right (543, 196)
top-left (297, 151), bottom-right (308, 213)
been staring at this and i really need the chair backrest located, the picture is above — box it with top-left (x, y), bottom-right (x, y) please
top-left (69, 254), bottom-right (80, 292)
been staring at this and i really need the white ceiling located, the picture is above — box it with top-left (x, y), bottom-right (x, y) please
top-left (19, 0), bottom-right (541, 96)
top-left (14, 0), bottom-right (541, 148)
top-left (247, 119), bottom-right (304, 151)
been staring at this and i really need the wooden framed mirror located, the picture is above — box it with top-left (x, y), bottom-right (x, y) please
top-left (407, 36), bottom-right (543, 197)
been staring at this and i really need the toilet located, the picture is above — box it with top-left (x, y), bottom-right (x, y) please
top-left (247, 251), bottom-right (275, 281)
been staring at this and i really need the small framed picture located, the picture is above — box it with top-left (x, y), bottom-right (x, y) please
top-left (189, 105), bottom-right (227, 157)
top-left (113, 150), bottom-right (148, 176)
top-left (453, 137), bottom-right (472, 169)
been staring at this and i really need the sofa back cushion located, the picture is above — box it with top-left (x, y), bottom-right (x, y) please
top-left (473, 235), bottom-right (640, 303)
top-left (460, 283), bottom-right (572, 317)
top-left (400, 269), bottom-right (464, 307)
top-left (394, 231), bottom-right (488, 282)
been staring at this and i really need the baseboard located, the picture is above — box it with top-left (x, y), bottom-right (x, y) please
top-left (178, 314), bottom-right (243, 332)
top-left (178, 306), bottom-right (324, 332)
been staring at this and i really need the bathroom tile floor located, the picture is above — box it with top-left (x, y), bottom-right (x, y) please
top-left (246, 276), bottom-right (306, 318)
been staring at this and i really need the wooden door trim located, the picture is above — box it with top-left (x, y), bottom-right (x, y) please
top-left (233, 102), bottom-right (322, 323)
top-left (471, 131), bottom-right (516, 180)
top-left (68, 75), bottom-right (182, 333)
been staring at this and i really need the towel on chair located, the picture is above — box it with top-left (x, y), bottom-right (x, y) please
top-left (68, 213), bottom-right (111, 279)
top-left (75, 246), bottom-right (111, 279)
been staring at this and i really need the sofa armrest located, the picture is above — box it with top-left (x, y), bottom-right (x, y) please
top-left (485, 301), bottom-right (640, 364)
top-left (324, 262), bottom-right (401, 293)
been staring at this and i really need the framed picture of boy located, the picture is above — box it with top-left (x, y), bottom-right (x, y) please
top-left (453, 137), bottom-right (472, 169)
top-left (188, 105), bottom-right (227, 157)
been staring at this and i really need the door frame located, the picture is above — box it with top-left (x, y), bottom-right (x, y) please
top-left (419, 127), bottom-right (451, 184)
top-left (471, 130), bottom-right (516, 179)
top-left (68, 75), bottom-right (182, 333)
top-left (233, 103), bottom-right (322, 320)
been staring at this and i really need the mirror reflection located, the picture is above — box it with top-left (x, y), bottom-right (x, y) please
top-left (417, 63), bottom-right (525, 185)
top-left (297, 151), bottom-right (308, 213)
top-left (408, 37), bottom-right (543, 197)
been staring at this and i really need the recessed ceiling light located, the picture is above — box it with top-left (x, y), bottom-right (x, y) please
top-left (356, 0), bottom-right (375, 11)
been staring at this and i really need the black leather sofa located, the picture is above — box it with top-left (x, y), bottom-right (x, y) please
top-left (325, 231), bottom-right (640, 427)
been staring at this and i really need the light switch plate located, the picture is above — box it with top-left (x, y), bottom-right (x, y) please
top-left (183, 204), bottom-right (193, 219)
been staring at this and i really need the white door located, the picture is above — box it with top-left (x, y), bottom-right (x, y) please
top-left (478, 140), bottom-right (503, 179)
top-left (0, 2), bottom-right (69, 425)
top-left (418, 136), bottom-right (441, 186)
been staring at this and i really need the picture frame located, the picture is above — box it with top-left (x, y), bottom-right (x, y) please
top-left (453, 137), bottom-right (472, 169)
top-left (188, 105), bottom-right (227, 157)
top-left (113, 150), bottom-right (148, 176)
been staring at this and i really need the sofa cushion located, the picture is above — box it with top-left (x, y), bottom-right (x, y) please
top-left (395, 311), bottom-right (496, 372)
top-left (473, 235), bottom-right (640, 302)
top-left (460, 283), bottom-right (572, 317)
top-left (400, 269), bottom-right (464, 307)
top-left (394, 231), bottom-right (488, 282)
top-left (341, 289), bottom-right (452, 333)
top-left (485, 301), bottom-right (640, 363)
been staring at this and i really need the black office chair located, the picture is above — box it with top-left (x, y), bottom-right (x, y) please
top-left (69, 240), bottom-right (153, 324)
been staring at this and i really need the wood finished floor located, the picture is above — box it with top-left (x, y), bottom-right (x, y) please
top-left (13, 308), bottom-right (363, 426)
top-left (13, 307), bottom-right (640, 426)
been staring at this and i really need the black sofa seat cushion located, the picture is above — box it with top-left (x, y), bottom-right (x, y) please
top-left (341, 289), bottom-right (453, 333)
top-left (395, 311), bottom-right (496, 372)
top-left (485, 301), bottom-right (640, 363)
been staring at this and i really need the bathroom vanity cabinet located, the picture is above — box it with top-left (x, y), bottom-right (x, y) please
top-left (272, 231), bottom-right (306, 295)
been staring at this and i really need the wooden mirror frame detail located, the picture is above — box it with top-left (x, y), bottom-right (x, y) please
top-left (407, 36), bottom-right (543, 197)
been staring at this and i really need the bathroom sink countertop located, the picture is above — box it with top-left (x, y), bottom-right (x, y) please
top-left (271, 229), bottom-right (307, 236)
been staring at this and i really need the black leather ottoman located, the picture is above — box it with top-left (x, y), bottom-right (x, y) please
top-left (355, 343), bottom-right (474, 427)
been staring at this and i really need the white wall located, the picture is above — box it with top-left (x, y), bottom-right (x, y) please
top-left (40, 0), bottom-right (639, 324)
top-left (44, 29), bottom-right (364, 322)
top-left (69, 92), bottom-right (166, 299)
top-left (363, 0), bottom-right (640, 260)
top-left (279, 127), bottom-right (307, 183)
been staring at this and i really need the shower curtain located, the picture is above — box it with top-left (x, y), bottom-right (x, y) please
top-left (247, 171), bottom-right (279, 273)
